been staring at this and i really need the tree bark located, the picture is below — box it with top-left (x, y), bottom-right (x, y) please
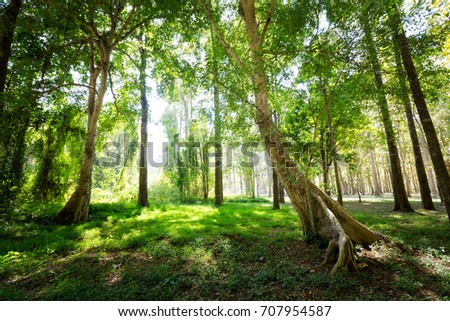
top-left (0, 0), bottom-right (21, 96)
top-left (279, 181), bottom-right (285, 203)
top-left (388, 2), bottom-right (450, 219)
top-left (268, 167), bottom-right (272, 197)
top-left (138, 39), bottom-right (149, 207)
top-left (210, 20), bottom-right (223, 205)
top-left (417, 123), bottom-right (439, 197)
top-left (362, 18), bottom-right (413, 212)
top-left (273, 168), bottom-right (280, 209)
top-left (333, 159), bottom-right (343, 204)
top-left (202, 0), bottom-right (381, 274)
top-left (0, 0), bottom-right (22, 210)
top-left (320, 131), bottom-right (331, 196)
top-left (213, 69), bottom-right (223, 205)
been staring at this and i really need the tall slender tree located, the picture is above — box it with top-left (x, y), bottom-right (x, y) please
top-left (387, 1), bottom-right (450, 219)
top-left (361, 12), bottom-right (413, 212)
top-left (138, 34), bottom-right (150, 207)
top-left (57, 1), bottom-right (149, 223)
top-left (392, 34), bottom-right (435, 210)
top-left (212, 31), bottom-right (224, 206)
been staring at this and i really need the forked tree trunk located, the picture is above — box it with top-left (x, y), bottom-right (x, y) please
top-left (199, 0), bottom-right (381, 274)
top-left (57, 43), bottom-right (111, 223)
top-left (388, 2), bottom-right (450, 219)
top-left (138, 41), bottom-right (149, 207)
top-left (362, 18), bottom-right (413, 212)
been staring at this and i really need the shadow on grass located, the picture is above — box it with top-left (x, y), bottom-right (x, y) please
top-left (1, 200), bottom-right (449, 300)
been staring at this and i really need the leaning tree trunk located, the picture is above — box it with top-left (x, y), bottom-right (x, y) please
top-left (138, 41), bottom-right (149, 207)
top-left (362, 18), bottom-right (413, 212)
top-left (388, 2), bottom-right (450, 219)
top-left (239, 0), bottom-right (380, 274)
top-left (57, 43), bottom-right (111, 223)
top-left (392, 38), bottom-right (434, 209)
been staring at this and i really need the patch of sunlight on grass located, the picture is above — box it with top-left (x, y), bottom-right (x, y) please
top-left (185, 247), bottom-right (216, 268)
top-left (79, 228), bottom-right (104, 249)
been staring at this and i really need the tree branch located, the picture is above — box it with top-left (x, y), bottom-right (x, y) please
top-left (197, 0), bottom-right (249, 76)
top-left (112, 4), bottom-right (138, 47)
top-left (35, 83), bottom-right (98, 96)
top-left (112, 18), bottom-right (148, 48)
top-left (82, 20), bottom-right (102, 40)
top-left (260, 0), bottom-right (277, 45)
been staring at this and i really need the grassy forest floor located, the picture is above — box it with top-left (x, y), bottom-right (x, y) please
top-left (1, 197), bottom-right (449, 300)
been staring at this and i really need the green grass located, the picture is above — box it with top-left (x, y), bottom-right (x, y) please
top-left (0, 198), bottom-right (449, 300)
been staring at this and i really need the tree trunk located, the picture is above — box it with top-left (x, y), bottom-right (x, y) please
top-left (57, 43), bottom-right (110, 223)
top-left (0, 0), bottom-right (21, 96)
top-left (320, 132), bottom-right (331, 196)
top-left (273, 168), bottom-right (280, 209)
top-left (210, 21), bottom-right (223, 205)
top-left (279, 181), bottom-right (285, 203)
top-left (333, 156), bottom-right (343, 204)
top-left (322, 81), bottom-right (343, 205)
top-left (138, 40), bottom-right (149, 207)
top-left (393, 37), bottom-right (434, 207)
top-left (388, 2), bottom-right (450, 219)
top-left (213, 77), bottom-right (223, 206)
top-left (213, 0), bottom-right (380, 274)
top-left (268, 167), bottom-right (272, 197)
top-left (369, 149), bottom-right (381, 196)
top-left (396, 131), bottom-right (411, 198)
top-left (0, 0), bottom-right (22, 210)
top-left (418, 123), bottom-right (439, 197)
top-left (362, 18), bottom-right (413, 212)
